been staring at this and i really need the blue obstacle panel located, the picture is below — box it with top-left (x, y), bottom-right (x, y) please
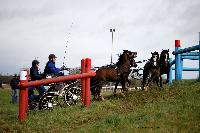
top-left (173, 45), bottom-right (200, 55)
top-left (172, 67), bottom-right (199, 71)
top-left (181, 52), bottom-right (199, 56)
top-left (181, 56), bottom-right (199, 60)
top-left (169, 38), bottom-right (200, 84)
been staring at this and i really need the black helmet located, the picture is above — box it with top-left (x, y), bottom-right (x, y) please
top-left (32, 60), bottom-right (40, 66)
top-left (48, 54), bottom-right (57, 60)
top-left (14, 74), bottom-right (18, 77)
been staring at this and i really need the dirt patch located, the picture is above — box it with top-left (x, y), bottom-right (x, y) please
top-left (1, 84), bottom-right (11, 90)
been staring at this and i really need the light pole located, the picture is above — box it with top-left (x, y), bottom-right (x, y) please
top-left (110, 29), bottom-right (115, 64)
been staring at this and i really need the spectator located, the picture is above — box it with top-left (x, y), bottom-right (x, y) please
top-left (10, 74), bottom-right (19, 103)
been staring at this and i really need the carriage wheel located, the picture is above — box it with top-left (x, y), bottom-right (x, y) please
top-left (64, 84), bottom-right (81, 106)
top-left (39, 94), bottom-right (57, 110)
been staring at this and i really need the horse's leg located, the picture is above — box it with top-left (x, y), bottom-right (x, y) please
top-left (91, 86), bottom-right (96, 100)
top-left (96, 85), bottom-right (101, 100)
top-left (147, 79), bottom-right (152, 89)
top-left (165, 65), bottom-right (170, 84)
top-left (123, 79), bottom-right (128, 92)
top-left (142, 74), bottom-right (146, 91)
top-left (142, 70), bottom-right (147, 90)
top-left (166, 71), bottom-right (169, 84)
top-left (127, 79), bottom-right (131, 87)
top-left (95, 87), bottom-right (101, 100)
top-left (90, 78), bottom-right (98, 100)
top-left (147, 74), bottom-right (154, 90)
top-left (92, 86), bottom-right (98, 100)
top-left (97, 83), bottom-right (105, 101)
top-left (143, 69), bottom-right (150, 91)
top-left (114, 81), bottom-right (119, 95)
top-left (160, 74), bottom-right (163, 88)
top-left (121, 78), bottom-right (128, 93)
top-left (120, 80), bottom-right (126, 96)
top-left (156, 76), bottom-right (160, 88)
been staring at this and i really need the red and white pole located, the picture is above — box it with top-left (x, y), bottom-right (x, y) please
top-left (85, 58), bottom-right (91, 107)
top-left (18, 69), bottom-right (29, 122)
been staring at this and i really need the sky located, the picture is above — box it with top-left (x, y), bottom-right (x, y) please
top-left (0, 0), bottom-right (200, 79)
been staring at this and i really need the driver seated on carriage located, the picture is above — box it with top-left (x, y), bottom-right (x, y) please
top-left (28, 60), bottom-right (47, 103)
top-left (44, 54), bottom-right (64, 77)
top-left (43, 54), bottom-right (67, 92)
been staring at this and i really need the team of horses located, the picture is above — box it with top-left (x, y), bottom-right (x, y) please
top-left (142, 49), bottom-right (169, 91)
top-left (91, 49), bottom-right (170, 100)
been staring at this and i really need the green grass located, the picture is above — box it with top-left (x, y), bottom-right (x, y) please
top-left (1, 80), bottom-right (200, 132)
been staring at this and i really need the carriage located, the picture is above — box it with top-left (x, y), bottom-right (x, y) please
top-left (28, 74), bottom-right (81, 110)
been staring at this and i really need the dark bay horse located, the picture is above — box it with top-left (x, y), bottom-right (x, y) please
top-left (91, 50), bottom-right (137, 100)
top-left (142, 51), bottom-right (160, 91)
top-left (159, 49), bottom-right (170, 87)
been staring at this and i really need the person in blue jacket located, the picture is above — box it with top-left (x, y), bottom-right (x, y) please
top-left (44, 54), bottom-right (63, 76)
top-left (29, 60), bottom-right (46, 102)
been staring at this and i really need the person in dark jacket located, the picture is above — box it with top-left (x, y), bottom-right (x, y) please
top-left (29, 60), bottom-right (46, 102)
top-left (0, 79), bottom-right (3, 88)
top-left (44, 54), bottom-right (63, 76)
top-left (10, 74), bottom-right (20, 103)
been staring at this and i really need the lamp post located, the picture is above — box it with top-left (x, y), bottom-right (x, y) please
top-left (110, 29), bottom-right (115, 64)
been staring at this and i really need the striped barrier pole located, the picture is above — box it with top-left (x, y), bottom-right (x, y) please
top-left (19, 70), bottom-right (29, 122)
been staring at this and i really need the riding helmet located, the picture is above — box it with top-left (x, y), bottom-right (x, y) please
top-left (48, 54), bottom-right (57, 60)
top-left (32, 60), bottom-right (40, 66)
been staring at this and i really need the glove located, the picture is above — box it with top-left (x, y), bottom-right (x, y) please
top-left (60, 65), bottom-right (67, 71)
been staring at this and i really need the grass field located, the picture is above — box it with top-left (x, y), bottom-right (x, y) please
top-left (0, 80), bottom-right (200, 133)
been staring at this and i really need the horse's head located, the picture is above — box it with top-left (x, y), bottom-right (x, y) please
top-left (122, 50), bottom-right (137, 59)
top-left (128, 51), bottom-right (137, 59)
top-left (123, 50), bottom-right (138, 66)
top-left (128, 51), bottom-right (138, 68)
top-left (130, 58), bottom-right (138, 68)
top-left (117, 50), bottom-right (137, 67)
top-left (160, 49), bottom-right (169, 64)
top-left (150, 51), bottom-right (159, 67)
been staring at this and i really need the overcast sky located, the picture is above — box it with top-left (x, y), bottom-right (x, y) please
top-left (0, 0), bottom-right (200, 78)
